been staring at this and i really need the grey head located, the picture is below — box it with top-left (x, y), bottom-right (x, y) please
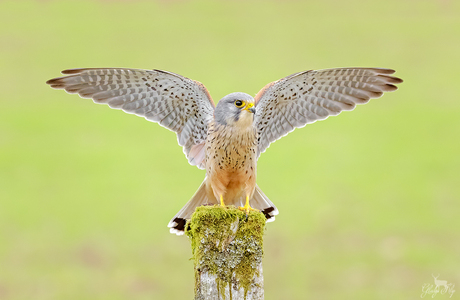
top-left (214, 92), bottom-right (256, 126)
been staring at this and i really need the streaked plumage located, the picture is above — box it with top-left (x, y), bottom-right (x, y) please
top-left (46, 67), bottom-right (402, 235)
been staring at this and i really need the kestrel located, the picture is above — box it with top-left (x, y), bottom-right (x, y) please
top-left (46, 67), bottom-right (402, 235)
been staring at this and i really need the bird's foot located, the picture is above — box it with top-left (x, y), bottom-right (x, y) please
top-left (220, 195), bottom-right (225, 207)
top-left (238, 204), bottom-right (258, 216)
top-left (238, 196), bottom-right (258, 216)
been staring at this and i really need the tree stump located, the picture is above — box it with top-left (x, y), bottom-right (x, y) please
top-left (186, 206), bottom-right (266, 300)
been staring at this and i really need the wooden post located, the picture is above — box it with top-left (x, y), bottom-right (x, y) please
top-left (186, 206), bottom-right (266, 300)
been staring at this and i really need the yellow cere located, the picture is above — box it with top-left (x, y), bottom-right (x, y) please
top-left (244, 102), bottom-right (254, 111)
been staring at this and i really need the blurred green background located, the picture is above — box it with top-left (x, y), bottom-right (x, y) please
top-left (1, 0), bottom-right (459, 299)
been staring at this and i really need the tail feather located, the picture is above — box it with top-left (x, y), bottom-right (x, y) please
top-left (168, 178), bottom-right (211, 235)
top-left (251, 184), bottom-right (279, 222)
top-left (168, 181), bottom-right (279, 235)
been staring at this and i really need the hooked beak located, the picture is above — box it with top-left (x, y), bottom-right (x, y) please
top-left (244, 103), bottom-right (256, 114)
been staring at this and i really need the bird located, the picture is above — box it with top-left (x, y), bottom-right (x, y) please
top-left (46, 67), bottom-right (402, 235)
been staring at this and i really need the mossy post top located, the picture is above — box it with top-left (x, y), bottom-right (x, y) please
top-left (186, 206), bottom-right (266, 300)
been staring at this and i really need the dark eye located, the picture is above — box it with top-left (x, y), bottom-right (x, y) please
top-left (234, 100), bottom-right (245, 108)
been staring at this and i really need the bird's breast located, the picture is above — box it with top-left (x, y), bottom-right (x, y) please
top-left (205, 121), bottom-right (257, 170)
top-left (205, 121), bottom-right (257, 196)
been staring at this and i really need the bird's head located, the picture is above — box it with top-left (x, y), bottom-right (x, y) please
top-left (214, 92), bottom-right (256, 127)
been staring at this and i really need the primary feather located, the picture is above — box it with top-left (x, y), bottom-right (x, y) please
top-left (47, 68), bottom-right (215, 169)
top-left (254, 67), bottom-right (403, 156)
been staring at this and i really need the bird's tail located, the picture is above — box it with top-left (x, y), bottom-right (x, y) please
top-left (251, 184), bottom-right (279, 222)
top-left (168, 178), bottom-right (212, 235)
top-left (168, 180), bottom-right (279, 235)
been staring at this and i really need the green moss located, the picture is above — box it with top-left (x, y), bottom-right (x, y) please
top-left (186, 205), bottom-right (266, 299)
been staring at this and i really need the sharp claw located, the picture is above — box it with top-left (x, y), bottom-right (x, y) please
top-left (238, 206), bottom-right (258, 215)
top-left (238, 196), bottom-right (258, 216)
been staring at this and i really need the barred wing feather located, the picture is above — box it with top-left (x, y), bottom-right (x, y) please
top-left (47, 68), bottom-right (215, 169)
top-left (254, 67), bottom-right (403, 157)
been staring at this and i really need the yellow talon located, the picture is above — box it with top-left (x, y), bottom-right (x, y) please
top-left (239, 196), bottom-right (258, 215)
top-left (220, 195), bottom-right (225, 207)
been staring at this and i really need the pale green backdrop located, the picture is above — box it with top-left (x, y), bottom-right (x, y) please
top-left (1, 0), bottom-right (459, 299)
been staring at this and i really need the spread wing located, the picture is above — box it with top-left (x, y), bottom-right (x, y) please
top-left (47, 68), bottom-right (215, 169)
top-left (253, 67), bottom-right (403, 157)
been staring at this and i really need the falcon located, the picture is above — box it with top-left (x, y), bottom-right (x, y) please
top-left (46, 67), bottom-right (402, 235)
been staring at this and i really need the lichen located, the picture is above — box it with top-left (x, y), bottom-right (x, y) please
top-left (186, 205), bottom-right (266, 299)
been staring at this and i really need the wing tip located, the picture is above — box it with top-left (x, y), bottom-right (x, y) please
top-left (46, 71), bottom-right (81, 86)
top-left (374, 68), bottom-right (396, 74)
top-left (379, 74), bottom-right (404, 84)
top-left (45, 78), bottom-right (59, 85)
top-left (384, 84), bottom-right (399, 92)
top-left (61, 68), bottom-right (88, 75)
top-left (46, 77), bottom-right (67, 88)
